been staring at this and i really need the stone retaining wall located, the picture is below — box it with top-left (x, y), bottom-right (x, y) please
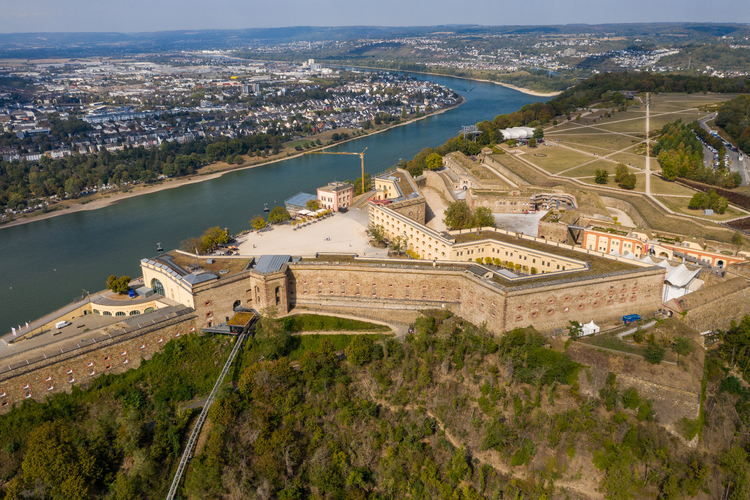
top-left (0, 314), bottom-right (196, 413)
top-left (599, 196), bottom-right (648, 228)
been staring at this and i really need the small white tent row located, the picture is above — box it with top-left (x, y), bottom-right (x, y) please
top-left (582, 320), bottom-right (600, 336)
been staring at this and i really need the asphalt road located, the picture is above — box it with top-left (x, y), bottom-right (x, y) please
top-left (699, 115), bottom-right (749, 186)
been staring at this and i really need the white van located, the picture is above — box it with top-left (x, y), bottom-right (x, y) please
top-left (55, 320), bottom-right (71, 329)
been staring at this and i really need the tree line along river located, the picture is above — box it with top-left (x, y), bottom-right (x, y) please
top-left (0, 72), bottom-right (546, 333)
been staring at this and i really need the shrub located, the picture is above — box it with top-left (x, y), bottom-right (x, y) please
top-left (645, 341), bottom-right (666, 364)
top-left (637, 400), bottom-right (654, 421)
top-left (621, 387), bottom-right (640, 409)
top-left (346, 336), bottom-right (374, 365)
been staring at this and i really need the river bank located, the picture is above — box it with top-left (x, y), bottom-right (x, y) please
top-left (0, 98), bottom-right (463, 230)
top-left (328, 63), bottom-right (563, 97)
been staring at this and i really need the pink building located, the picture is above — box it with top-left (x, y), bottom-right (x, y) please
top-left (582, 229), bottom-right (645, 258)
top-left (317, 182), bottom-right (354, 212)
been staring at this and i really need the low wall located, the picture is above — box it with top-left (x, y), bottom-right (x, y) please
top-left (600, 196), bottom-right (648, 228)
top-left (484, 155), bottom-right (530, 187)
top-left (424, 170), bottom-right (457, 201)
top-left (684, 286), bottom-right (750, 332)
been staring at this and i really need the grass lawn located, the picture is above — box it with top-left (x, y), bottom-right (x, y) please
top-left (655, 196), bottom-right (749, 221)
top-left (473, 166), bottom-right (511, 189)
top-left (579, 334), bottom-right (648, 357)
top-left (594, 118), bottom-right (647, 135)
top-left (649, 178), bottom-right (699, 196)
top-left (609, 152), bottom-right (647, 170)
top-left (559, 134), bottom-right (642, 154)
top-left (282, 314), bottom-right (391, 333)
top-left (576, 172), bottom-right (646, 192)
top-left (287, 333), bottom-right (389, 361)
top-left (564, 160), bottom-right (618, 178)
top-left (649, 111), bottom-right (709, 130)
top-left (521, 146), bottom-right (594, 173)
top-left (489, 154), bottom-right (558, 186)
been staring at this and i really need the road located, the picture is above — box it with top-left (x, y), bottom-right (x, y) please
top-left (644, 93), bottom-right (652, 196)
top-left (698, 115), bottom-right (749, 186)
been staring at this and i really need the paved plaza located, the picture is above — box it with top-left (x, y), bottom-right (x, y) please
top-left (236, 209), bottom-right (389, 258)
top-left (492, 210), bottom-right (548, 237)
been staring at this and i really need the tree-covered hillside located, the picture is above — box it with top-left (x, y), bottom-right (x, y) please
top-left (2, 311), bottom-right (750, 499)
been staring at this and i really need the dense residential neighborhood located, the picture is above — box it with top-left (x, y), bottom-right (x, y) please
top-left (0, 59), bottom-right (458, 164)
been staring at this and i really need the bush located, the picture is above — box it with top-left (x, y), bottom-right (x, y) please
top-left (677, 417), bottom-right (701, 440)
top-left (637, 400), bottom-right (654, 421)
top-left (346, 336), bottom-right (374, 366)
top-left (621, 387), bottom-right (640, 409)
top-left (644, 341), bottom-right (666, 364)
top-left (415, 315), bottom-right (437, 335)
top-left (106, 275), bottom-right (131, 294)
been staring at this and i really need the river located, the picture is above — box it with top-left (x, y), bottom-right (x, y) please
top-left (0, 72), bottom-right (546, 332)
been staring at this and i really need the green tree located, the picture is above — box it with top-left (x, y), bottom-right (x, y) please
top-left (306, 199), bottom-right (319, 211)
top-left (444, 201), bottom-right (473, 230)
top-left (732, 231), bottom-right (744, 245)
top-left (568, 320), bottom-right (582, 341)
top-left (201, 226), bottom-right (229, 251)
top-left (471, 206), bottom-right (495, 228)
top-left (425, 152), bottom-right (443, 170)
top-left (368, 224), bottom-right (387, 244)
top-left (614, 164), bottom-right (637, 190)
top-left (254, 308), bottom-right (291, 360)
top-left (21, 421), bottom-right (99, 500)
top-left (106, 275), bottom-right (131, 294)
top-left (533, 127), bottom-right (544, 140)
top-left (346, 336), bottom-right (374, 366)
top-left (673, 336), bottom-right (694, 364)
top-left (719, 445), bottom-right (750, 500)
top-left (362, 120), bottom-right (372, 130)
top-left (251, 215), bottom-right (268, 230)
top-left (594, 169), bottom-right (609, 184)
top-left (268, 206), bottom-right (291, 224)
top-left (645, 340), bottom-right (666, 364)
top-left (528, 137), bottom-right (537, 148)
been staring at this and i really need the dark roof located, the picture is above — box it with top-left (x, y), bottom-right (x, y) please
top-left (183, 272), bottom-right (218, 285)
top-left (255, 255), bottom-right (292, 274)
top-left (468, 265), bottom-right (489, 277)
top-left (319, 183), bottom-right (353, 193)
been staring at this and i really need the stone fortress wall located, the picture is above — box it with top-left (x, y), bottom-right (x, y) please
top-left (0, 313), bottom-right (195, 413)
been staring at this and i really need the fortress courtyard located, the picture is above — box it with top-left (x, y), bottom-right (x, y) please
top-left (236, 208), bottom-right (389, 257)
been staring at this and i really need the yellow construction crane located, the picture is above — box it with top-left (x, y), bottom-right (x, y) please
top-left (306, 147), bottom-right (368, 193)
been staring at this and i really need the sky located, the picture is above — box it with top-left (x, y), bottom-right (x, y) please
top-left (1, 0), bottom-right (749, 33)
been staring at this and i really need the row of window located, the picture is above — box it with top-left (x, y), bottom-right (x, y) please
top-left (0, 331), bottom-right (187, 407)
top-left (514, 296), bottom-right (638, 322)
top-left (93, 307), bottom-right (154, 316)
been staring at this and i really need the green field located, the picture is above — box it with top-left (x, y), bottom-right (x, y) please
top-left (609, 152), bottom-right (647, 170)
top-left (521, 146), bottom-right (594, 173)
top-left (655, 196), bottom-right (749, 221)
top-left (576, 172), bottom-right (646, 192)
top-left (557, 133), bottom-right (643, 154)
top-left (649, 177), bottom-right (700, 196)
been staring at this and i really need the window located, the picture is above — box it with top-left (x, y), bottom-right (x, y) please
top-left (129, 310), bottom-right (140, 315)
top-left (115, 311), bottom-right (126, 317)
top-left (151, 278), bottom-right (165, 296)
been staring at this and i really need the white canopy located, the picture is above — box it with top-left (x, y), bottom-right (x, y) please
top-left (582, 320), bottom-right (600, 336)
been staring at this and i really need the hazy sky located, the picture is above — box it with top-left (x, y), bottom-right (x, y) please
top-left (1, 0), bottom-right (749, 33)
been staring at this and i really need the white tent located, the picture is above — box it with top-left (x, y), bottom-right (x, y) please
top-left (582, 320), bottom-right (600, 336)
